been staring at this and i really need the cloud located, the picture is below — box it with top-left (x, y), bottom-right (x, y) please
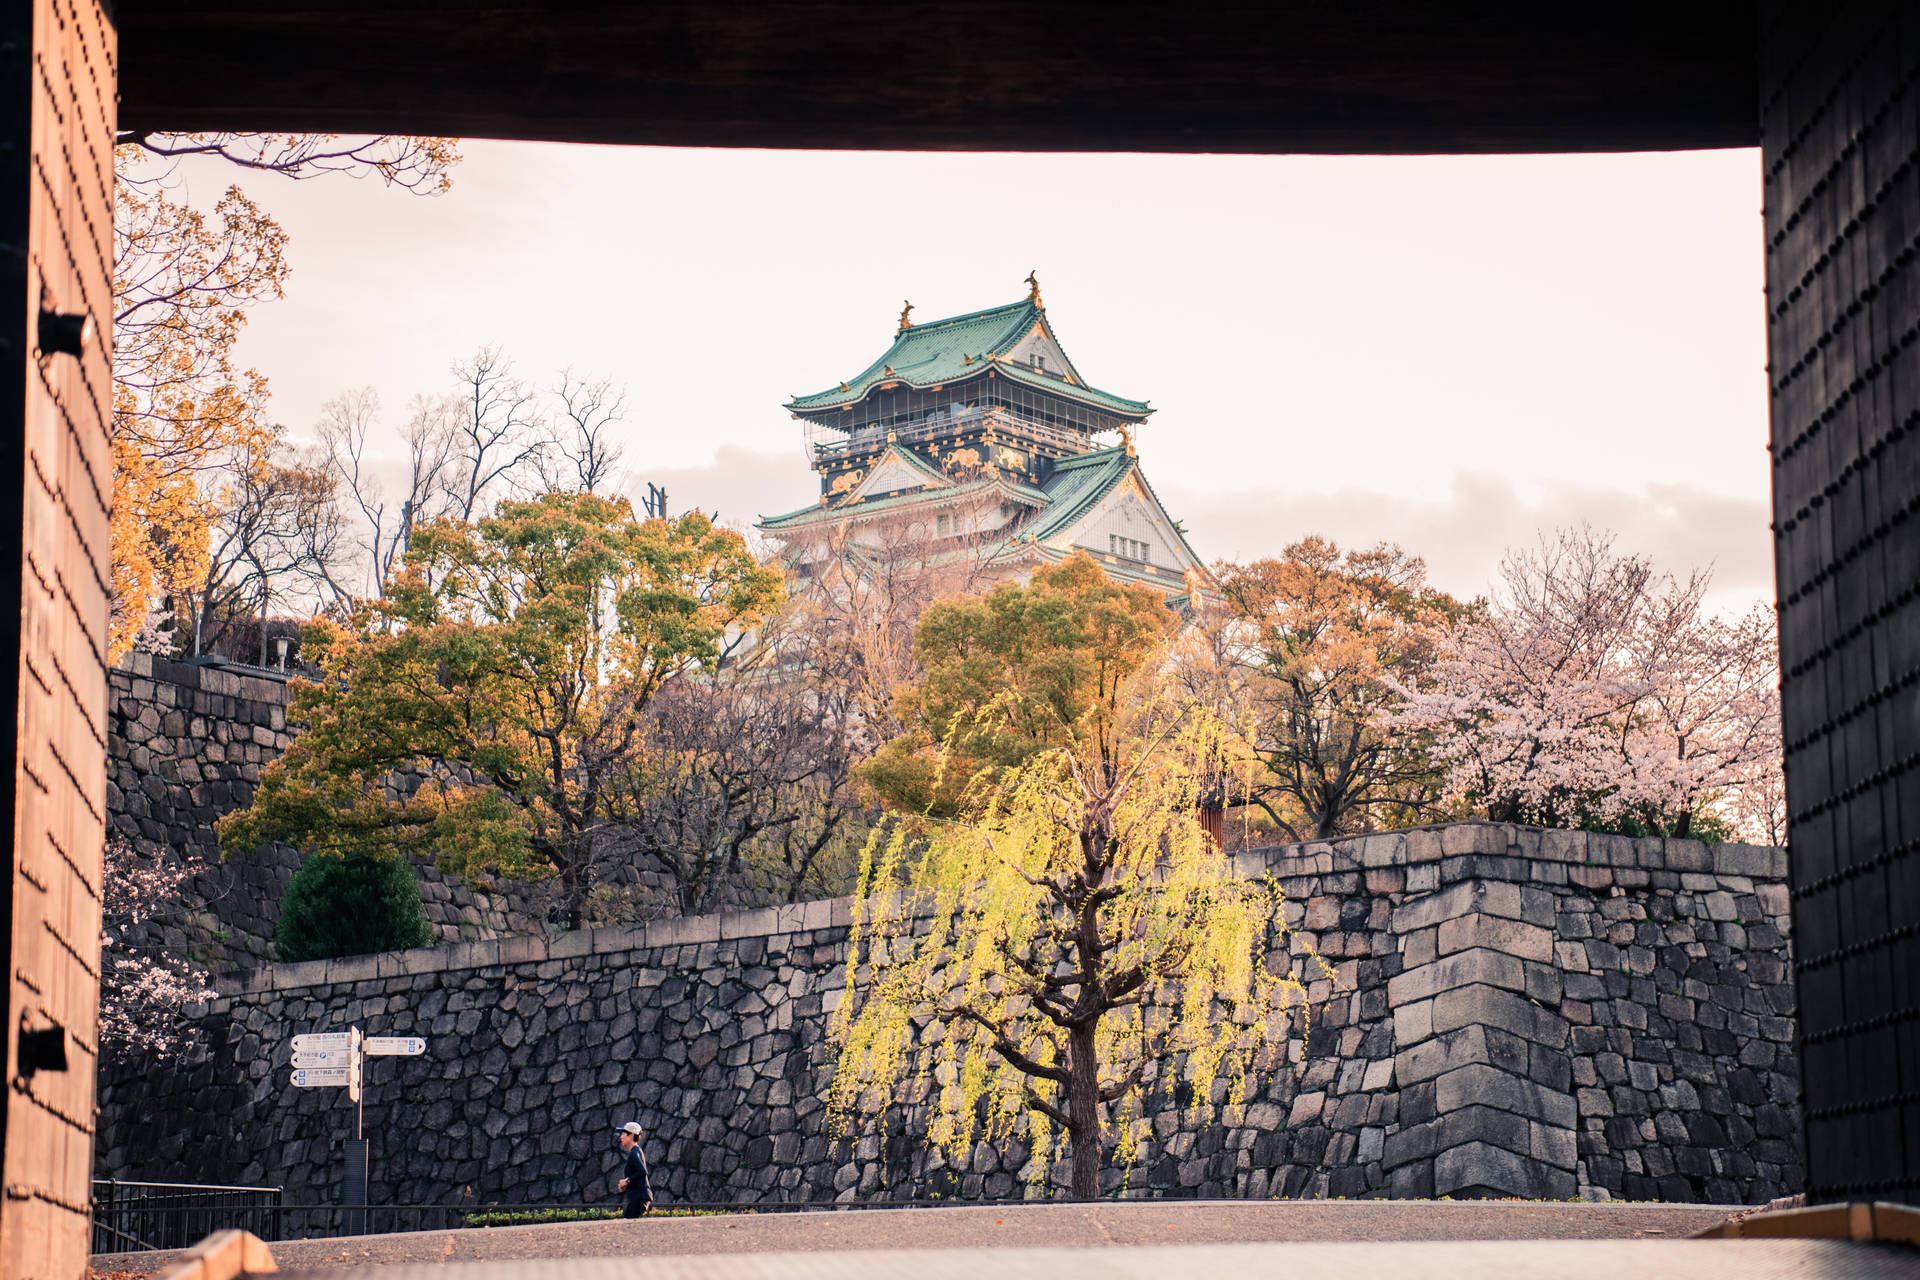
top-left (1159, 471), bottom-right (1774, 610)
top-left (628, 455), bottom-right (1776, 615)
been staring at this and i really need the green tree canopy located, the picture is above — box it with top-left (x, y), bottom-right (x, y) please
top-left (274, 849), bottom-right (434, 963)
top-left (859, 552), bottom-right (1177, 818)
top-left (219, 492), bottom-right (783, 927)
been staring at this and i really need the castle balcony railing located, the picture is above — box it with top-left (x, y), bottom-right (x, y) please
top-left (810, 405), bottom-right (1098, 463)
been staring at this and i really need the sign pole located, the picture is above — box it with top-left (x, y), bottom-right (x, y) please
top-left (286, 1025), bottom-right (425, 1237)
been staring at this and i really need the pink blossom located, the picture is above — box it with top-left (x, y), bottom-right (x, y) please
top-left (1390, 527), bottom-right (1780, 840)
top-left (100, 836), bottom-right (217, 1059)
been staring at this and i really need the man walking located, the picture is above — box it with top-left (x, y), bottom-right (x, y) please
top-left (616, 1121), bottom-right (653, 1217)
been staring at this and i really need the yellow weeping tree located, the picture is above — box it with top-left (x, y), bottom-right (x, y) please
top-left (830, 554), bottom-right (1326, 1200)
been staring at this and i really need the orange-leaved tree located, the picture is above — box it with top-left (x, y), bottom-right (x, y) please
top-left (219, 493), bottom-right (781, 928)
top-left (110, 133), bottom-right (459, 656)
top-left (1217, 537), bottom-right (1463, 839)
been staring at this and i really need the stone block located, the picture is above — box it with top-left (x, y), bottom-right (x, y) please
top-left (1553, 940), bottom-right (1590, 972)
top-left (720, 907), bottom-right (781, 940)
top-left (1437, 913), bottom-right (1553, 962)
top-left (1435, 1142), bottom-right (1577, 1199)
top-left (1540, 828), bottom-right (1588, 864)
top-left (593, 925), bottom-right (647, 956)
top-left (1392, 879), bottom-right (1522, 934)
top-left (1432, 984), bottom-right (1568, 1049)
top-left (1569, 865), bottom-right (1612, 890)
top-left (1659, 839), bottom-right (1712, 873)
top-left (1712, 843), bottom-right (1774, 878)
top-left (444, 940), bottom-right (501, 971)
top-left (1360, 834), bottom-right (1405, 867)
top-left (323, 954), bottom-right (379, 985)
top-left (376, 946), bottom-right (451, 978)
top-left (1396, 1024), bottom-right (1526, 1086)
top-left (1287, 1092), bottom-right (1325, 1127)
top-left (273, 958), bottom-right (331, 989)
top-left (1389, 949), bottom-right (1526, 1006)
top-left (1432, 1062), bottom-right (1577, 1128)
top-left (1394, 998), bottom-right (1434, 1047)
top-left (548, 929), bottom-right (595, 960)
top-left (645, 914), bottom-right (720, 948)
top-left (497, 935), bottom-right (545, 965)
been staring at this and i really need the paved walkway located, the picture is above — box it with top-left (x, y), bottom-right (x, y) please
top-left (91, 1200), bottom-right (1758, 1276)
top-left (278, 1240), bottom-right (1918, 1280)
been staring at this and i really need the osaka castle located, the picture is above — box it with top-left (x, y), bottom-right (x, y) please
top-left (757, 278), bottom-right (1211, 604)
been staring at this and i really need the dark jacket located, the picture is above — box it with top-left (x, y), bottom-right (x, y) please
top-left (623, 1144), bottom-right (652, 1206)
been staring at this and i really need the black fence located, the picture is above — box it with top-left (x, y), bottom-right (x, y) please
top-left (88, 1194), bottom-right (1060, 1253)
top-left (91, 1180), bottom-right (286, 1253)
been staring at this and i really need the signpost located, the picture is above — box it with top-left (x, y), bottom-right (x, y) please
top-left (365, 1037), bottom-right (426, 1057)
top-left (291, 1032), bottom-right (350, 1052)
top-left (290, 1049), bottom-right (351, 1069)
top-left (285, 1025), bottom-right (428, 1236)
top-left (290, 1067), bottom-right (350, 1087)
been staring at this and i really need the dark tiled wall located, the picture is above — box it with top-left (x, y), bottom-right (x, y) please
top-left (1761, 0), bottom-right (1920, 1207)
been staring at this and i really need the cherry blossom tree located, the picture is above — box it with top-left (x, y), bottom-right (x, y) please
top-left (1615, 586), bottom-right (1781, 838)
top-left (99, 837), bottom-right (217, 1060)
top-left (1393, 526), bottom-right (1781, 839)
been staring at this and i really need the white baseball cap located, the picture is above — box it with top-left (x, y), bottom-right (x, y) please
top-left (616, 1121), bottom-right (643, 1136)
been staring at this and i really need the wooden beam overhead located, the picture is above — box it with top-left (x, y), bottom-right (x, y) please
top-left (115, 2), bottom-right (1759, 154)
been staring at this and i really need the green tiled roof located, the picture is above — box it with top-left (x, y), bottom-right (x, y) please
top-left (1021, 447), bottom-right (1134, 543)
top-left (756, 472), bottom-right (1052, 530)
top-left (787, 298), bottom-right (1151, 419)
top-left (1013, 446), bottom-right (1211, 574)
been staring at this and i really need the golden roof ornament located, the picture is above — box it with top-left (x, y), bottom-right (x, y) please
top-left (898, 300), bottom-right (913, 331)
top-left (1025, 270), bottom-right (1043, 307)
top-left (1120, 423), bottom-right (1136, 457)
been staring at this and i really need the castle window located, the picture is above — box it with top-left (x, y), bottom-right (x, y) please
top-left (937, 513), bottom-right (951, 537)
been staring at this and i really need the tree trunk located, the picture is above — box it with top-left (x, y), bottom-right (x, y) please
top-left (1066, 1020), bottom-right (1101, 1200)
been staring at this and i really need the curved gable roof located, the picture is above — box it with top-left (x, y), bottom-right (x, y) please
top-left (787, 298), bottom-right (1151, 420)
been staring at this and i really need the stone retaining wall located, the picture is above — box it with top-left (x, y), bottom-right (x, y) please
top-left (110, 654), bottom-right (547, 967)
top-left (97, 823), bottom-right (1803, 1206)
top-left (106, 654), bottom-right (794, 969)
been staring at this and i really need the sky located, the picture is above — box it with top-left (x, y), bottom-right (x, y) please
top-left (186, 141), bottom-right (1771, 612)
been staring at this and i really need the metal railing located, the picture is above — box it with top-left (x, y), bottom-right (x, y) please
top-left (91, 1180), bottom-right (286, 1253)
top-left (811, 406), bottom-right (1097, 462)
top-left (87, 1194), bottom-right (1121, 1251)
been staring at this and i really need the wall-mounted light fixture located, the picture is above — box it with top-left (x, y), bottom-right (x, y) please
top-left (38, 309), bottom-right (93, 357)
top-left (18, 1020), bottom-right (68, 1077)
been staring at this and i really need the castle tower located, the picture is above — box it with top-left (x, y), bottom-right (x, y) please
top-left (757, 283), bottom-right (1211, 604)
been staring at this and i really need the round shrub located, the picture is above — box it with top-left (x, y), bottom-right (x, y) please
top-left (274, 851), bottom-right (434, 963)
